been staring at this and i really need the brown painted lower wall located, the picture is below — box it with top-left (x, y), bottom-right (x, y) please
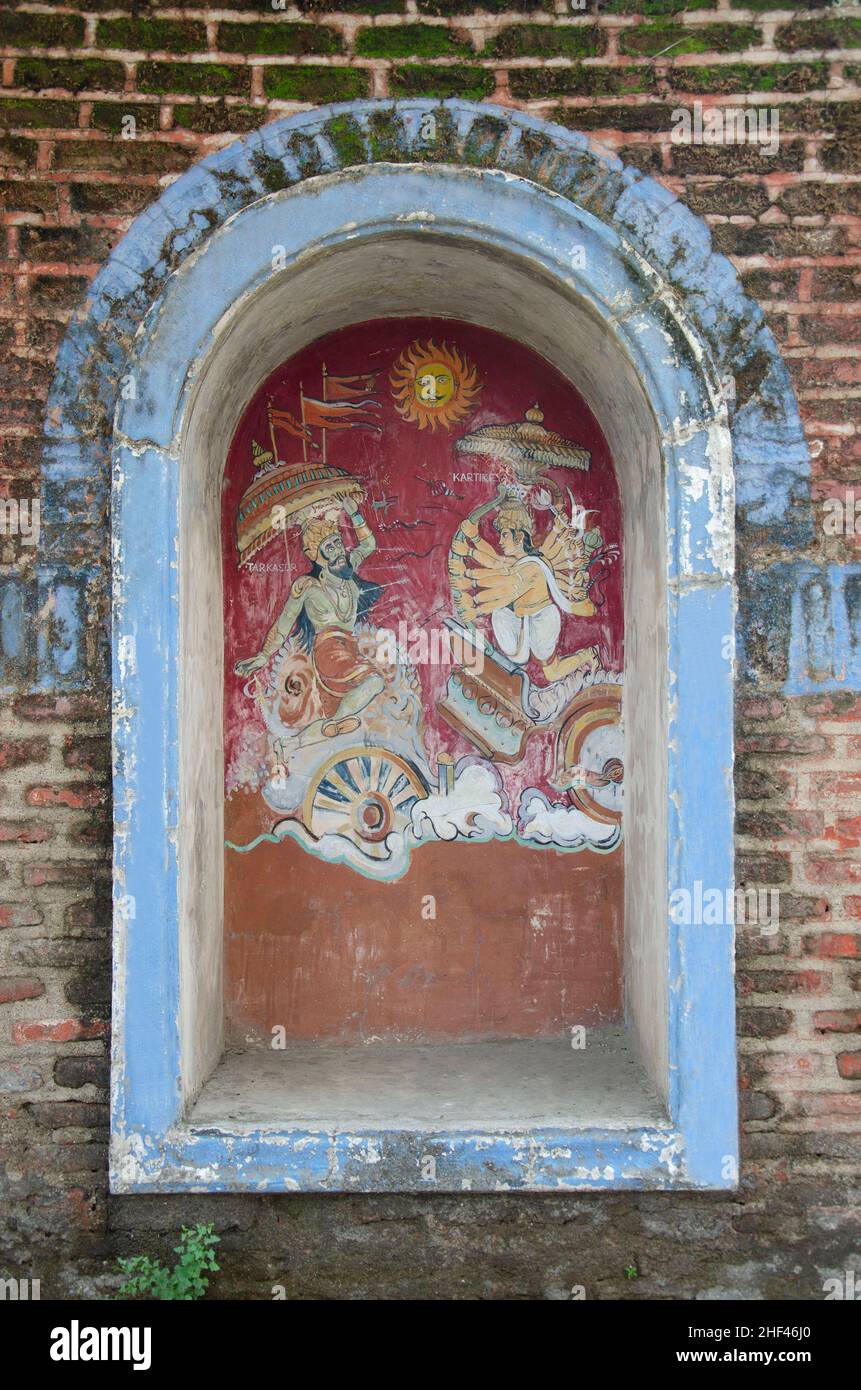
top-left (225, 796), bottom-right (623, 1042)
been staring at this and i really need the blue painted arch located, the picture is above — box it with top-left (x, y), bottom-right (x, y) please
top-left (39, 100), bottom-right (811, 1192)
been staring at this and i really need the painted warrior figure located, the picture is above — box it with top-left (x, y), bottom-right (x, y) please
top-left (450, 495), bottom-right (602, 683)
top-left (234, 501), bottom-right (384, 738)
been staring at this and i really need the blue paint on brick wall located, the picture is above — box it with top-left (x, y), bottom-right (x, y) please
top-left (0, 578), bottom-right (31, 688)
top-left (784, 564), bottom-right (861, 694)
top-left (36, 575), bottom-right (81, 686)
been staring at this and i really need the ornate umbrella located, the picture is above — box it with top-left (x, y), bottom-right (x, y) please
top-left (235, 447), bottom-right (363, 566)
top-left (455, 403), bottom-right (590, 481)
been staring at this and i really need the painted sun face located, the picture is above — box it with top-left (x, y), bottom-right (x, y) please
top-left (390, 339), bottom-right (480, 432)
top-left (416, 366), bottom-right (455, 408)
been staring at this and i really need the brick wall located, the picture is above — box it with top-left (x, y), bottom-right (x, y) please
top-left (1, 0), bottom-right (860, 1298)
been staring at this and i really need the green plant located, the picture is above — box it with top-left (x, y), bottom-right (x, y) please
top-left (624, 1263), bottom-right (639, 1280)
top-left (117, 1223), bottom-right (220, 1301)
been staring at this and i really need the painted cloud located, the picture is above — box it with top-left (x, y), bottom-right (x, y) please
top-left (411, 757), bottom-right (513, 842)
top-left (517, 788), bottom-right (621, 852)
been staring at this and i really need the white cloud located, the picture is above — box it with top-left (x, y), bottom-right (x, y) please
top-left (517, 788), bottom-right (621, 851)
top-left (411, 757), bottom-right (512, 842)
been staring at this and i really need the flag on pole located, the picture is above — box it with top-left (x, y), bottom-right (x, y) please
top-left (302, 397), bottom-right (382, 433)
top-left (325, 372), bottom-right (378, 401)
top-left (270, 407), bottom-right (313, 443)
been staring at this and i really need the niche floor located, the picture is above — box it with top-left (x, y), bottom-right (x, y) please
top-left (189, 1026), bottom-right (666, 1132)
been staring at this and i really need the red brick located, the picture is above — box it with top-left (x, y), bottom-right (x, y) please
top-left (23, 1103), bottom-right (107, 1134)
top-left (801, 693), bottom-right (861, 720)
top-left (62, 735), bottom-right (109, 774)
top-left (737, 734), bottom-right (831, 756)
top-left (25, 785), bottom-right (107, 810)
top-left (803, 931), bottom-right (861, 959)
top-left (737, 809), bottom-right (823, 840)
top-left (813, 1009), bottom-right (861, 1033)
top-left (811, 772), bottom-right (861, 801)
top-left (12, 694), bottom-right (104, 723)
top-left (0, 903), bottom-right (42, 928)
top-left (22, 861), bottom-right (110, 887)
top-left (824, 816), bottom-right (861, 849)
top-left (0, 976), bottom-right (44, 1004)
top-left (805, 858), bottom-right (861, 887)
top-left (836, 1051), bottom-right (861, 1080)
top-left (738, 969), bottom-right (832, 996)
top-left (738, 697), bottom-right (786, 721)
top-left (0, 820), bottom-right (51, 844)
top-left (0, 737), bottom-right (49, 770)
top-left (11, 1017), bottom-right (107, 1044)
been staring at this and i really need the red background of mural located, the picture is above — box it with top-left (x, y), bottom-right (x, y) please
top-left (222, 318), bottom-right (625, 1043)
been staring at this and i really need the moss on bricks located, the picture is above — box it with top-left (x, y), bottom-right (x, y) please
top-left (461, 112), bottom-right (509, 167)
top-left (565, 103), bottom-right (678, 134)
top-left (218, 23), bottom-right (343, 56)
top-left (618, 143), bottom-right (664, 175)
top-left (388, 65), bottom-right (494, 101)
top-left (775, 18), bottom-right (861, 52)
top-left (172, 104), bottom-right (266, 135)
top-left (510, 65), bottom-right (654, 99)
top-left (772, 100), bottom-right (861, 136)
top-left (490, 24), bottom-right (604, 60)
top-left (96, 18), bottom-right (207, 52)
top-left (324, 113), bottom-right (370, 168)
top-left (263, 67), bottom-right (371, 102)
top-left (1, 12), bottom-right (85, 46)
top-left (250, 150), bottom-right (295, 194)
top-left (288, 130), bottom-right (326, 178)
top-left (301, 0), bottom-right (405, 10)
top-left (733, 0), bottom-right (832, 8)
top-left (417, 0), bottom-right (550, 12)
top-left (0, 99), bottom-right (80, 130)
top-left (669, 62), bottom-right (828, 95)
top-left (137, 63), bottom-right (250, 98)
top-left (15, 59), bottom-right (126, 94)
top-left (366, 106), bottom-right (409, 162)
top-left (619, 23), bottom-right (760, 58)
top-left (90, 103), bottom-right (161, 135)
top-left (355, 24), bottom-right (472, 59)
top-left (604, 0), bottom-right (714, 11)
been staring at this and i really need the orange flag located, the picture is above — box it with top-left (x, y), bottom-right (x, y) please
top-left (270, 408), bottom-right (312, 442)
top-left (302, 397), bottom-right (382, 432)
top-left (326, 372), bottom-right (378, 401)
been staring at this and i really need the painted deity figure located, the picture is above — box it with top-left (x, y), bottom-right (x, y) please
top-left (235, 501), bottom-right (384, 738)
top-left (451, 495), bottom-right (602, 684)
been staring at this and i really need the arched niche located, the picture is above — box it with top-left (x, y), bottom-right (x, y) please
top-left (42, 101), bottom-right (809, 1192)
top-left (221, 316), bottom-right (626, 1048)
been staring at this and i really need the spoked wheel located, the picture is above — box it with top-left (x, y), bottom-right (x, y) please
top-left (556, 685), bottom-right (623, 826)
top-left (302, 746), bottom-right (429, 858)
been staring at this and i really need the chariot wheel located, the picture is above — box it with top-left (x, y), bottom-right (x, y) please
top-left (556, 684), bottom-right (623, 826)
top-left (302, 746), bottom-right (429, 858)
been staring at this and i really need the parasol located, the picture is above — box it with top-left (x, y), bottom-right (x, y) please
top-left (235, 453), bottom-right (363, 566)
top-left (455, 403), bottom-right (590, 479)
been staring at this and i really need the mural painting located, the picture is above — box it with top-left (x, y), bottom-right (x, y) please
top-left (222, 319), bottom-right (625, 1041)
